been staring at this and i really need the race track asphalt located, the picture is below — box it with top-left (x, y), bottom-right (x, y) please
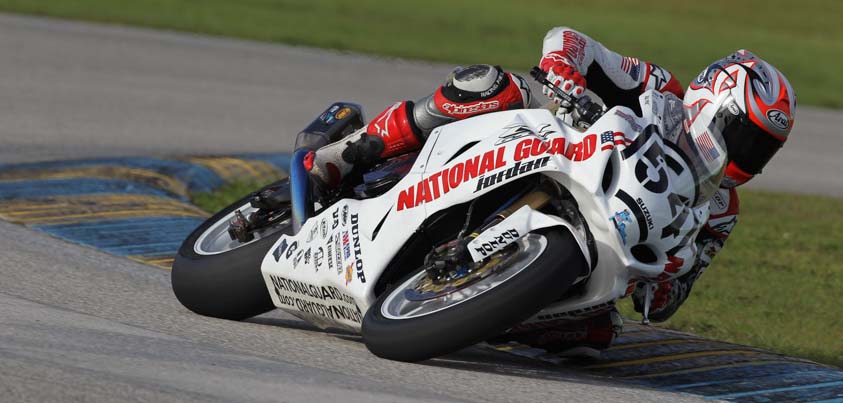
top-left (0, 12), bottom-right (838, 403)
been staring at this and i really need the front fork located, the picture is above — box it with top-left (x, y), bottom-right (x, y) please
top-left (289, 148), bottom-right (314, 234)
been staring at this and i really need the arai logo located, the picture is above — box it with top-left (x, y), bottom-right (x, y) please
top-left (766, 109), bottom-right (789, 130)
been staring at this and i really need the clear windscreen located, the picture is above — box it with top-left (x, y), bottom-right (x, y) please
top-left (671, 115), bottom-right (728, 206)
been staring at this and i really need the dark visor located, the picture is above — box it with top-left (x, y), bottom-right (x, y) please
top-left (719, 113), bottom-right (783, 175)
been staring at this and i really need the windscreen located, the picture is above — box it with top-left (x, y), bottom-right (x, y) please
top-left (673, 108), bottom-right (728, 206)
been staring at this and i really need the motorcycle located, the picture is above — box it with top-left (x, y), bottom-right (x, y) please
top-left (171, 68), bottom-right (727, 362)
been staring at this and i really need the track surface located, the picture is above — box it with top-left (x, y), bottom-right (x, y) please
top-left (0, 12), bottom-right (839, 403)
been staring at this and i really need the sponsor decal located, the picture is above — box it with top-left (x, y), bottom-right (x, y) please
top-left (342, 231), bottom-right (351, 260)
top-left (341, 205), bottom-right (348, 226)
top-left (442, 100), bottom-right (500, 116)
top-left (269, 275), bottom-right (363, 324)
top-left (495, 123), bottom-right (555, 145)
top-left (766, 109), bottom-right (789, 130)
top-left (334, 107), bottom-right (351, 120)
top-left (472, 229), bottom-right (520, 258)
top-left (333, 232), bottom-right (342, 271)
top-left (561, 30), bottom-right (586, 64)
top-left (306, 222), bottom-right (318, 242)
top-left (331, 208), bottom-right (340, 229)
top-left (513, 135), bottom-right (598, 162)
top-left (475, 157), bottom-right (550, 192)
top-left (613, 110), bottom-right (643, 132)
top-left (396, 134), bottom-right (599, 211)
top-left (350, 214), bottom-right (366, 283)
top-left (610, 209), bottom-right (633, 245)
top-left (325, 238), bottom-right (334, 273)
top-left (345, 263), bottom-right (353, 285)
top-left (284, 241), bottom-right (298, 260)
top-left (303, 248), bottom-right (311, 265)
top-left (636, 197), bottom-right (655, 230)
top-left (272, 239), bottom-right (288, 262)
top-left (727, 102), bottom-right (741, 116)
top-left (292, 249), bottom-right (304, 268)
top-left (396, 145), bottom-right (506, 211)
top-left (314, 247), bottom-right (324, 271)
top-left (320, 218), bottom-right (328, 239)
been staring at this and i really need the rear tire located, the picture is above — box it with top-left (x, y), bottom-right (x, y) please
top-left (362, 228), bottom-right (586, 362)
top-left (171, 180), bottom-right (292, 320)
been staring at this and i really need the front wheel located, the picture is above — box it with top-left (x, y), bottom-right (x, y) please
top-left (171, 179), bottom-right (292, 320)
top-left (362, 227), bottom-right (586, 362)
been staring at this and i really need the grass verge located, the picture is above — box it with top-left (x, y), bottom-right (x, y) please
top-left (0, 0), bottom-right (840, 108)
top-left (194, 182), bottom-right (843, 367)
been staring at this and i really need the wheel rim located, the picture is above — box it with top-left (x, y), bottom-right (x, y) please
top-left (380, 233), bottom-right (548, 320)
top-left (193, 202), bottom-right (289, 255)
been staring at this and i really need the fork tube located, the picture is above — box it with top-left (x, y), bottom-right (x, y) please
top-left (289, 148), bottom-right (313, 234)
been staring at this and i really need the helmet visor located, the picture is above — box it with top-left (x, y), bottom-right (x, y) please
top-left (719, 110), bottom-right (784, 175)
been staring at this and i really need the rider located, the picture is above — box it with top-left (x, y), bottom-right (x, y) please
top-left (305, 26), bottom-right (796, 353)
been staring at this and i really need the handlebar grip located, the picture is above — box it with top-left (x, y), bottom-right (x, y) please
top-left (530, 66), bottom-right (547, 81)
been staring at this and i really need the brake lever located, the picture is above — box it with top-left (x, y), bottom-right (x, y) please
top-left (530, 66), bottom-right (604, 128)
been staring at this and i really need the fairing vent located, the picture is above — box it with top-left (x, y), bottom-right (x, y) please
top-left (631, 244), bottom-right (658, 264)
top-left (445, 141), bottom-right (480, 164)
top-left (601, 155), bottom-right (617, 195)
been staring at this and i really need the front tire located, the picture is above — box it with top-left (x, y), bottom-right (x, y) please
top-left (362, 228), bottom-right (586, 362)
top-left (171, 180), bottom-right (292, 320)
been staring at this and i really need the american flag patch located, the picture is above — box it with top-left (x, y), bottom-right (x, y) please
top-left (620, 57), bottom-right (641, 80)
top-left (600, 131), bottom-right (628, 150)
top-left (696, 131), bottom-right (721, 162)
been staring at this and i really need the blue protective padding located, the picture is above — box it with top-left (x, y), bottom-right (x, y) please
top-left (0, 157), bottom-right (224, 194)
top-left (642, 363), bottom-right (838, 389)
top-left (668, 369), bottom-right (843, 395)
top-left (35, 216), bottom-right (205, 256)
top-left (237, 153), bottom-right (293, 172)
top-left (707, 380), bottom-right (843, 401)
top-left (0, 178), bottom-right (177, 200)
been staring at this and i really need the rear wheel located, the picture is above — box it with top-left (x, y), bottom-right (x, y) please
top-left (171, 179), bottom-right (292, 320)
top-left (362, 227), bottom-right (586, 362)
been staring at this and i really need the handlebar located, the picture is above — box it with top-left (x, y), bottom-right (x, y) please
top-left (529, 66), bottom-right (604, 128)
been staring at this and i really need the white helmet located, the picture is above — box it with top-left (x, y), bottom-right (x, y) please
top-left (683, 50), bottom-right (796, 187)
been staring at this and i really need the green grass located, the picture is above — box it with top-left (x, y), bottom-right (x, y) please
top-left (192, 180), bottom-right (269, 214)
top-left (196, 180), bottom-right (843, 367)
top-left (1, 0), bottom-right (841, 107)
top-left (618, 189), bottom-right (843, 368)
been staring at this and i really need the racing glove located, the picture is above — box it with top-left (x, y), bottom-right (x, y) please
top-left (540, 52), bottom-right (586, 107)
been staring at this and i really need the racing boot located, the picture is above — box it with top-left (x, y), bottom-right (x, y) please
top-left (489, 308), bottom-right (623, 359)
top-left (305, 130), bottom-right (387, 201)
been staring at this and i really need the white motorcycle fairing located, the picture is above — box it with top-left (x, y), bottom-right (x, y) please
top-left (261, 92), bottom-right (709, 332)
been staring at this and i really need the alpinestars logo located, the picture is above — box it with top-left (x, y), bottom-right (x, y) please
top-left (442, 100), bottom-right (500, 115)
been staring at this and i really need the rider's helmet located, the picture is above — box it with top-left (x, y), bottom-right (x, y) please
top-left (683, 50), bottom-right (796, 187)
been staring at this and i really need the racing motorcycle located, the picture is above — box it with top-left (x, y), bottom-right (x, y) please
top-left (171, 68), bottom-right (727, 362)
